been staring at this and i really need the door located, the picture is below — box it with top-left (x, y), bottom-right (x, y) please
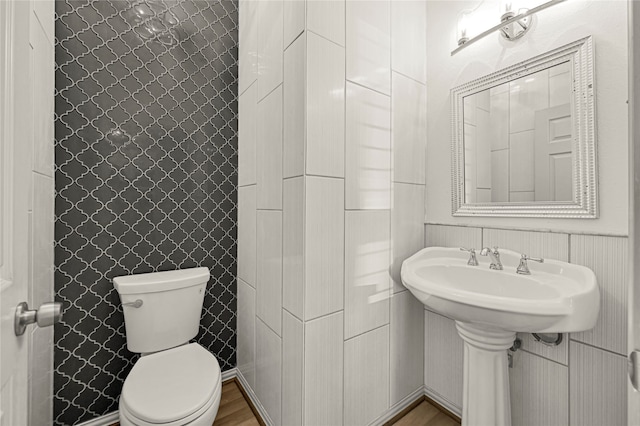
top-left (534, 103), bottom-right (573, 202)
top-left (0, 0), bottom-right (55, 424)
top-left (0, 0), bottom-right (32, 423)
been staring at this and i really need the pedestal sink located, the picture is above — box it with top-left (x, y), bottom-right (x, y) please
top-left (401, 247), bottom-right (599, 426)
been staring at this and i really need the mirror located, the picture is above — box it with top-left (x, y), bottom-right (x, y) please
top-left (451, 37), bottom-right (597, 218)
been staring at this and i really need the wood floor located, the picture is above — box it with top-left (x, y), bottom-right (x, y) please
top-left (214, 379), bottom-right (461, 426)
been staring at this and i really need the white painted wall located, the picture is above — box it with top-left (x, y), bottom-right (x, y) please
top-left (425, 0), bottom-right (629, 235)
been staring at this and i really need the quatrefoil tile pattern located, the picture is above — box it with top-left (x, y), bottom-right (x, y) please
top-left (53, 1), bottom-right (238, 424)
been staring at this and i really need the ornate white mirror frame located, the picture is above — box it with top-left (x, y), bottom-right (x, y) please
top-left (451, 36), bottom-right (597, 218)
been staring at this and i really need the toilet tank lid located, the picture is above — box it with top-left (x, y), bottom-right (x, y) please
top-left (113, 267), bottom-right (210, 294)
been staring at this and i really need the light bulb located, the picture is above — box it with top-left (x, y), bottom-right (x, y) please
top-left (457, 11), bottom-right (471, 46)
top-left (500, 0), bottom-right (517, 21)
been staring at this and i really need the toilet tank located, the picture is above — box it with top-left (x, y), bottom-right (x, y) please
top-left (113, 267), bottom-right (210, 354)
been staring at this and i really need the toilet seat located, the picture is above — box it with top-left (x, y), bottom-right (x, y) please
top-left (120, 343), bottom-right (221, 425)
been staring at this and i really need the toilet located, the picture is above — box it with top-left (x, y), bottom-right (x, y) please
top-left (113, 267), bottom-right (222, 426)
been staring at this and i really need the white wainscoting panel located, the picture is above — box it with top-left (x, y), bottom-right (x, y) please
top-left (424, 309), bottom-right (463, 410)
top-left (390, 290), bottom-right (424, 405)
top-left (256, 86), bottom-right (283, 209)
top-left (390, 0), bottom-right (426, 83)
top-left (257, 210), bottom-right (283, 334)
top-left (238, 82), bottom-right (257, 186)
top-left (304, 311), bottom-right (344, 426)
top-left (424, 224), bottom-right (482, 250)
top-left (482, 228), bottom-right (569, 261)
top-left (344, 325), bottom-right (390, 426)
top-left (257, 0), bottom-right (283, 99)
top-left (283, 0), bottom-right (304, 48)
top-left (391, 183), bottom-right (425, 293)
top-left (570, 235), bottom-right (628, 355)
top-left (283, 34), bottom-right (305, 179)
top-left (509, 350), bottom-right (568, 426)
top-left (255, 318), bottom-right (282, 425)
top-left (238, 185), bottom-right (257, 287)
top-left (517, 332), bottom-right (568, 365)
top-left (307, 0), bottom-right (345, 46)
top-left (569, 341), bottom-right (627, 426)
top-left (282, 310), bottom-right (304, 426)
top-left (283, 177), bottom-right (304, 319)
top-left (237, 279), bottom-right (256, 390)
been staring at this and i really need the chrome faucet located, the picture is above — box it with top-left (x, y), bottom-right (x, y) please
top-left (516, 254), bottom-right (544, 275)
top-left (460, 247), bottom-right (478, 266)
top-left (480, 247), bottom-right (503, 270)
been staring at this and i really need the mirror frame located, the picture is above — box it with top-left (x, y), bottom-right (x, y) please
top-left (451, 36), bottom-right (597, 218)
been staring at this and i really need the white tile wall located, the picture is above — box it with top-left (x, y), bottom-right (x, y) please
top-left (283, 177), bottom-right (304, 319)
top-left (509, 349), bottom-right (568, 426)
top-left (344, 210), bottom-right (391, 339)
top-left (238, 82), bottom-right (257, 186)
top-left (237, 279), bottom-right (256, 389)
top-left (238, 185), bottom-right (256, 287)
top-left (491, 149), bottom-right (509, 202)
top-left (255, 319), bottom-right (282, 425)
top-left (569, 341), bottom-right (627, 426)
top-left (482, 228), bottom-right (569, 262)
top-left (257, 0), bottom-right (283, 100)
top-left (570, 235), bottom-right (628, 355)
top-left (239, 0), bottom-right (258, 94)
top-left (256, 86), bottom-right (283, 209)
top-left (284, 35), bottom-right (306, 178)
top-left (282, 310), bottom-right (304, 426)
top-left (305, 312), bottom-right (344, 426)
top-left (390, 291), bottom-right (424, 405)
top-left (346, 0), bottom-right (390, 94)
top-left (390, 0), bottom-right (426, 83)
top-left (306, 32), bottom-right (345, 178)
top-left (424, 310), bottom-right (463, 409)
top-left (392, 73), bottom-right (426, 185)
top-left (305, 177), bottom-right (344, 320)
top-left (307, 0), bottom-right (345, 46)
top-left (391, 183), bottom-right (425, 293)
top-left (509, 70), bottom-right (549, 133)
top-left (345, 82), bottom-right (391, 210)
top-left (257, 210), bottom-right (283, 334)
top-left (509, 130), bottom-right (535, 192)
top-left (344, 325), bottom-right (390, 426)
top-left (284, 0), bottom-right (305, 48)
top-left (518, 332), bottom-right (568, 365)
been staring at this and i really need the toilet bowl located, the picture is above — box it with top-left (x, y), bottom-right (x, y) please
top-left (113, 268), bottom-right (222, 426)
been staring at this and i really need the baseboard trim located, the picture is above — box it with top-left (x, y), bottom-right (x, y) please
top-left (75, 411), bottom-right (119, 426)
top-left (221, 367), bottom-right (237, 382)
top-left (423, 386), bottom-right (462, 419)
top-left (236, 370), bottom-right (272, 426)
top-left (372, 386), bottom-right (425, 426)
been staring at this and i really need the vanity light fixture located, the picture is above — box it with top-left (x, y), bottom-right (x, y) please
top-left (452, 0), bottom-right (566, 55)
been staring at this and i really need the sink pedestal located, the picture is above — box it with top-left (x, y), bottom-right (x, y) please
top-left (456, 322), bottom-right (515, 426)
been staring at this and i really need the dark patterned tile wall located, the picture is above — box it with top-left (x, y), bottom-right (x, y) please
top-left (54, 1), bottom-right (238, 424)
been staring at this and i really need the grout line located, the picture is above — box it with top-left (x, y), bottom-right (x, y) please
top-left (568, 338), bottom-right (627, 358)
top-left (346, 79), bottom-right (390, 98)
top-left (343, 322), bottom-right (389, 343)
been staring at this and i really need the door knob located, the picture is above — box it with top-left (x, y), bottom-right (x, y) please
top-left (14, 301), bottom-right (63, 336)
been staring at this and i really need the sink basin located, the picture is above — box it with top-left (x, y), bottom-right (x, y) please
top-left (401, 246), bottom-right (599, 333)
top-left (401, 246), bottom-right (600, 426)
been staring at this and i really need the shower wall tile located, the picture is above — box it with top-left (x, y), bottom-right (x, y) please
top-left (424, 224), bottom-right (482, 249)
top-left (344, 325), bottom-right (390, 426)
top-left (239, 0), bottom-right (258, 93)
top-left (256, 86), bottom-right (283, 209)
top-left (391, 0), bottom-right (426, 84)
top-left (424, 310), bottom-right (463, 410)
top-left (282, 311), bottom-right (304, 426)
top-left (509, 350), bottom-right (568, 426)
top-left (238, 185), bottom-right (257, 287)
top-left (570, 235), bottom-right (628, 354)
top-left (257, 0), bottom-right (283, 100)
top-left (345, 83), bottom-right (391, 210)
top-left (284, 34), bottom-right (306, 179)
top-left (390, 290), bottom-right (424, 405)
top-left (54, 1), bottom-right (238, 424)
top-left (344, 210), bottom-right (391, 339)
top-left (569, 341), bottom-right (627, 426)
top-left (257, 210), bottom-right (283, 335)
top-left (283, 177), bottom-right (304, 319)
top-left (346, 0), bottom-right (390, 94)
top-left (284, 0), bottom-right (305, 48)
top-left (306, 32), bottom-right (345, 178)
top-left (307, 0), bottom-right (345, 46)
top-left (304, 176), bottom-right (344, 320)
top-left (304, 312), bottom-right (344, 426)
top-left (392, 72), bottom-right (426, 185)
top-left (237, 279), bottom-right (256, 389)
top-left (482, 228), bottom-right (569, 261)
top-left (391, 183), bottom-right (425, 293)
top-left (239, 82), bottom-right (257, 186)
top-left (256, 318), bottom-right (282, 425)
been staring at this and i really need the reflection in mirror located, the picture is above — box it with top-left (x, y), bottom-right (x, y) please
top-left (463, 61), bottom-right (573, 204)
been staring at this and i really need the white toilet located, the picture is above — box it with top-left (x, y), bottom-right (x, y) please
top-left (113, 267), bottom-right (222, 426)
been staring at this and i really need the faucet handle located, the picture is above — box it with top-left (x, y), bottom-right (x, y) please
top-left (516, 254), bottom-right (544, 275)
top-left (460, 247), bottom-right (479, 266)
